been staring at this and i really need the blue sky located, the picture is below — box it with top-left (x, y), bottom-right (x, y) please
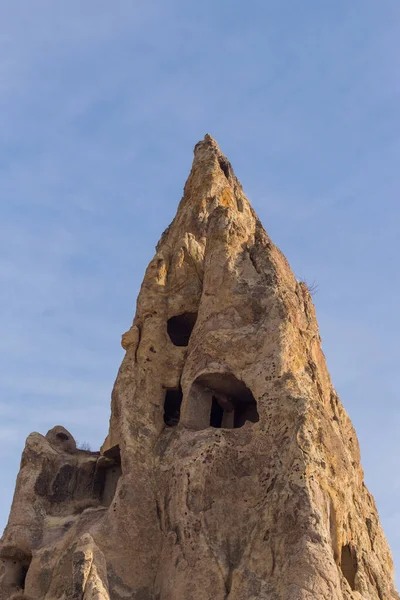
top-left (1, 0), bottom-right (399, 582)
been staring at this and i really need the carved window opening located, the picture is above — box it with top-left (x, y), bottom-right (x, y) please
top-left (95, 445), bottom-right (122, 508)
top-left (340, 544), bottom-right (357, 590)
top-left (186, 373), bottom-right (259, 430)
top-left (0, 556), bottom-right (31, 594)
top-left (18, 562), bottom-right (29, 589)
top-left (167, 312), bottom-right (197, 346)
top-left (164, 387), bottom-right (183, 427)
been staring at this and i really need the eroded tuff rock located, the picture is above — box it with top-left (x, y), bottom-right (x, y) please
top-left (1, 135), bottom-right (398, 600)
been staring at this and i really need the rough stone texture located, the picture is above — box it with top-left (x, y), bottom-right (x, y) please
top-left (1, 135), bottom-right (398, 599)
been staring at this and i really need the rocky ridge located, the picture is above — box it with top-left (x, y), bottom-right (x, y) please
top-left (0, 135), bottom-right (398, 600)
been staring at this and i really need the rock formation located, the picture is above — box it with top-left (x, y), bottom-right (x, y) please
top-left (1, 135), bottom-right (398, 600)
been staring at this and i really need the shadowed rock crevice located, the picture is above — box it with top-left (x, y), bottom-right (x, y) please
top-left (341, 544), bottom-right (357, 591)
top-left (95, 445), bottom-right (122, 508)
top-left (218, 156), bottom-right (231, 180)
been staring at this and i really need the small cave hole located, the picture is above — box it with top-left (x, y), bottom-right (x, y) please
top-left (218, 156), bottom-right (231, 180)
top-left (341, 544), bottom-right (357, 590)
top-left (167, 312), bottom-right (197, 346)
top-left (95, 445), bottom-right (122, 508)
top-left (56, 432), bottom-right (69, 441)
top-left (164, 387), bottom-right (183, 427)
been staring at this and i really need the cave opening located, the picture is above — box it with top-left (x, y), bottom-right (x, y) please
top-left (187, 372), bottom-right (259, 430)
top-left (164, 387), bottom-right (183, 427)
top-left (18, 563), bottom-right (29, 589)
top-left (0, 556), bottom-right (31, 594)
top-left (167, 312), bottom-right (197, 346)
top-left (341, 544), bottom-right (356, 590)
top-left (210, 396), bottom-right (224, 428)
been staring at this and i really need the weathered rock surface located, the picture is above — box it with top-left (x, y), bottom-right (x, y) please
top-left (1, 135), bottom-right (398, 599)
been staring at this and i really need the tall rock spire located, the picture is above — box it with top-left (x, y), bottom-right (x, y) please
top-left (1, 136), bottom-right (398, 600)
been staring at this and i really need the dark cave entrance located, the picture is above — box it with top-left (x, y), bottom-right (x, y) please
top-left (0, 556), bottom-right (31, 594)
top-left (218, 156), bottom-right (231, 180)
top-left (18, 563), bottom-right (29, 589)
top-left (167, 312), bottom-right (198, 346)
top-left (210, 396), bottom-right (224, 428)
top-left (164, 386), bottom-right (183, 427)
top-left (186, 372), bottom-right (259, 430)
top-left (340, 544), bottom-right (357, 590)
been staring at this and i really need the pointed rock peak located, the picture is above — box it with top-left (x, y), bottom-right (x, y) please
top-left (192, 134), bottom-right (234, 182)
top-left (203, 133), bottom-right (217, 144)
top-left (194, 133), bottom-right (220, 153)
top-left (158, 135), bottom-right (249, 248)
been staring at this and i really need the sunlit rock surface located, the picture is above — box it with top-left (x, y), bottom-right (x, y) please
top-left (1, 135), bottom-right (398, 600)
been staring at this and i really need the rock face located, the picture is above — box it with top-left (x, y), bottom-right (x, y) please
top-left (1, 135), bottom-right (398, 600)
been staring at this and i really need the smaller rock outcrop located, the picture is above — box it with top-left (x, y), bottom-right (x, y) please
top-left (0, 427), bottom-right (119, 600)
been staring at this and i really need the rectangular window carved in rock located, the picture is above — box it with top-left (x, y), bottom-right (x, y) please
top-left (164, 387), bottom-right (183, 427)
